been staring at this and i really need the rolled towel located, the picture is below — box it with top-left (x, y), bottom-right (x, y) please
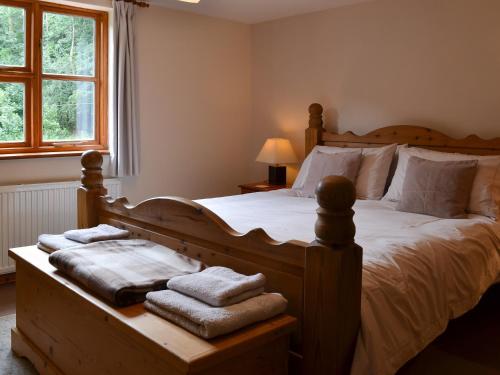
top-left (64, 224), bottom-right (129, 244)
top-left (167, 266), bottom-right (266, 307)
top-left (145, 290), bottom-right (287, 339)
top-left (38, 234), bottom-right (80, 254)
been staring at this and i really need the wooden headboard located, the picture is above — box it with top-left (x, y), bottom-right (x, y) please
top-left (306, 103), bottom-right (500, 156)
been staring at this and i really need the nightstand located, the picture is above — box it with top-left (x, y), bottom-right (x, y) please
top-left (238, 181), bottom-right (290, 194)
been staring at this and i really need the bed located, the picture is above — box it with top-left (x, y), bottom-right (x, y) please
top-left (10, 103), bottom-right (500, 375)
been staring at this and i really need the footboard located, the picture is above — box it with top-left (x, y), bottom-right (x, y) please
top-left (77, 150), bottom-right (362, 375)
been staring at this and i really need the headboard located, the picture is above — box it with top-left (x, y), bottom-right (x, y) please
top-left (306, 103), bottom-right (500, 156)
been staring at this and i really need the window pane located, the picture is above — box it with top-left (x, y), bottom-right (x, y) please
top-left (0, 5), bottom-right (25, 67)
top-left (0, 82), bottom-right (25, 143)
top-left (42, 12), bottom-right (95, 76)
top-left (42, 80), bottom-right (95, 141)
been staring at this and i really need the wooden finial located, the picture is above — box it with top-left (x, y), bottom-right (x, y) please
top-left (81, 150), bottom-right (104, 190)
top-left (304, 175), bottom-right (361, 375)
top-left (314, 175), bottom-right (356, 246)
top-left (308, 103), bottom-right (323, 129)
top-left (305, 103), bottom-right (324, 156)
top-left (78, 150), bottom-right (107, 229)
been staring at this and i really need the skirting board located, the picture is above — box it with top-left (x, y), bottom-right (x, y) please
top-left (0, 272), bottom-right (15, 285)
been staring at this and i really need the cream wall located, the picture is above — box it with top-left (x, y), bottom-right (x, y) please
top-left (3, 0), bottom-right (499, 199)
top-left (122, 6), bottom-right (252, 203)
top-left (250, 0), bottom-right (500, 183)
top-left (0, 4), bottom-right (253, 204)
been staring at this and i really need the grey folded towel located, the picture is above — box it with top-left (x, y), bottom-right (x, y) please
top-left (145, 290), bottom-right (287, 339)
top-left (37, 234), bottom-right (80, 253)
top-left (167, 266), bottom-right (266, 307)
top-left (64, 224), bottom-right (129, 243)
top-left (49, 239), bottom-right (203, 306)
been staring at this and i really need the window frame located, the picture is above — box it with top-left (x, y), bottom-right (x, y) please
top-left (0, 0), bottom-right (108, 158)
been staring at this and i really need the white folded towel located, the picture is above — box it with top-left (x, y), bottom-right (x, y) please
top-left (64, 224), bottom-right (129, 244)
top-left (167, 266), bottom-right (266, 307)
top-left (145, 290), bottom-right (287, 339)
top-left (37, 234), bottom-right (80, 253)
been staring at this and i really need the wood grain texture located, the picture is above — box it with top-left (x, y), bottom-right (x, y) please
top-left (78, 150), bottom-right (108, 228)
top-left (10, 246), bottom-right (296, 375)
top-left (305, 103), bottom-right (324, 156)
top-left (0, 1), bottom-right (108, 156)
top-left (307, 103), bottom-right (500, 156)
top-left (0, 272), bottom-right (15, 285)
top-left (238, 181), bottom-right (290, 194)
top-left (303, 176), bottom-right (362, 375)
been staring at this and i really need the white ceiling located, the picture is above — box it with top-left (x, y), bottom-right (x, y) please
top-left (151, 0), bottom-right (374, 24)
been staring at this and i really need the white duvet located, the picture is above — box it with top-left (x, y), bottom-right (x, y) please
top-left (197, 189), bottom-right (500, 375)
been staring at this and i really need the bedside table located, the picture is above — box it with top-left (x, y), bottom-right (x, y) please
top-left (238, 181), bottom-right (290, 194)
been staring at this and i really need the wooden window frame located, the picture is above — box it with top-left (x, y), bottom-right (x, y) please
top-left (0, 0), bottom-right (108, 159)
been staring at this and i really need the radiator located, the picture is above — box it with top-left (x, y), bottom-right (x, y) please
top-left (0, 179), bottom-right (121, 274)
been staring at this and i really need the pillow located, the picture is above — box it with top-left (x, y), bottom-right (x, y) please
top-left (299, 150), bottom-right (362, 198)
top-left (396, 156), bottom-right (478, 219)
top-left (384, 144), bottom-right (409, 193)
top-left (293, 143), bottom-right (397, 200)
top-left (384, 147), bottom-right (500, 218)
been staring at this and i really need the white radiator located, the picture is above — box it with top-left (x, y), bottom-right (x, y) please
top-left (0, 179), bottom-right (121, 274)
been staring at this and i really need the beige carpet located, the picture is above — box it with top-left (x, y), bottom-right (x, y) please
top-left (0, 315), bottom-right (38, 375)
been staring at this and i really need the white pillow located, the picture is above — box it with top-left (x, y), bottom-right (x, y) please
top-left (293, 143), bottom-right (397, 200)
top-left (383, 147), bottom-right (500, 218)
top-left (299, 150), bottom-right (363, 198)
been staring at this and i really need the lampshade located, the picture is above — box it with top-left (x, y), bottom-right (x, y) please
top-left (256, 138), bottom-right (298, 165)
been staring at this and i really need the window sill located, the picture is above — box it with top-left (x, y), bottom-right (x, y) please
top-left (0, 150), bottom-right (110, 160)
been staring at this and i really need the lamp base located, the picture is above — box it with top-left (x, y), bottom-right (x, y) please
top-left (268, 166), bottom-right (286, 185)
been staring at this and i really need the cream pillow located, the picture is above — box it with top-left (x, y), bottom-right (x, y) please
top-left (384, 147), bottom-right (500, 218)
top-left (299, 150), bottom-right (363, 198)
top-left (293, 143), bottom-right (397, 200)
top-left (396, 157), bottom-right (478, 219)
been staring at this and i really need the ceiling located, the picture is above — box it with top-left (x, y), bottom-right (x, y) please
top-left (151, 0), bottom-right (374, 24)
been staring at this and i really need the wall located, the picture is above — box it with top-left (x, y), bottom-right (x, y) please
top-left (250, 0), bottom-right (500, 183)
top-left (122, 6), bottom-right (253, 203)
top-left (0, 3), bottom-right (253, 204)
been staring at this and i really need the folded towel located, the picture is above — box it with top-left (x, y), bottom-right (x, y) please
top-left (167, 266), bottom-right (266, 307)
top-left (37, 234), bottom-right (81, 254)
top-left (145, 290), bottom-right (287, 339)
top-left (49, 239), bottom-right (203, 306)
top-left (64, 224), bottom-right (129, 244)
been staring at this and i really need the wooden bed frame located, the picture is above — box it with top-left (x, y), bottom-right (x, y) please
top-left (10, 103), bottom-right (500, 375)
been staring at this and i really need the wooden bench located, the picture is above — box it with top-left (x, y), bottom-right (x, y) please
top-left (9, 245), bottom-right (297, 375)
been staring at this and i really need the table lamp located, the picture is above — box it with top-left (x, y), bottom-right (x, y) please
top-left (256, 138), bottom-right (298, 185)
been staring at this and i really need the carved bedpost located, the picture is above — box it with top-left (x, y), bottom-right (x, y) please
top-left (305, 103), bottom-right (324, 156)
top-left (77, 150), bottom-right (107, 229)
top-left (303, 176), bottom-right (362, 375)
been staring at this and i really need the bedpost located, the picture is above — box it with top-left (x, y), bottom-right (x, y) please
top-left (303, 176), bottom-right (362, 375)
top-left (305, 103), bottom-right (324, 156)
top-left (77, 150), bottom-right (107, 229)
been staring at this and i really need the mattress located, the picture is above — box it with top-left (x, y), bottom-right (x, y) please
top-left (197, 189), bottom-right (500, 375)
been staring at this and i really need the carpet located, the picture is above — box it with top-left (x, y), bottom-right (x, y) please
top-left (0, 315), bottom-right (38, 375)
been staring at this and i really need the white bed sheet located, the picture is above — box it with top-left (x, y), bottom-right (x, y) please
top-left (197, 189), bottom-right (500, 375)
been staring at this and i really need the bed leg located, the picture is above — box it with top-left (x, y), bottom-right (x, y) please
top-left (77, 150), bottom-right (107, 229)
top-left (303, 176), bottom-right (362, 375)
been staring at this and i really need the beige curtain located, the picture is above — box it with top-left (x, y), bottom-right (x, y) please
top-left (112, 0), bottom-right (140, 176)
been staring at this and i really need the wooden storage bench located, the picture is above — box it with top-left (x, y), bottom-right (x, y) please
top-left (9, 246), bottom-right (297, 375)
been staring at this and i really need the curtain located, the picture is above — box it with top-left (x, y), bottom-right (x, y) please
top-left (112, 0), bottom-right (140, 177)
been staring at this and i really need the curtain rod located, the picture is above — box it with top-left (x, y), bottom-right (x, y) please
top-left (116, 0), bottom-right (150, 8)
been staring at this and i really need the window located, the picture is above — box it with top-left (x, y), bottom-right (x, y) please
top-left (0, 0), bottom-right (108, 158)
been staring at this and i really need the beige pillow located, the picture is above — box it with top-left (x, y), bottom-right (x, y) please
top-left (396, 157), bottom-right (478, 219)
top-left (384, 147), bottom-right (500, 219)
top-left (299, 150), bottom-right (362, 198)
top-left (293, 143), bottom-right (397, 200)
